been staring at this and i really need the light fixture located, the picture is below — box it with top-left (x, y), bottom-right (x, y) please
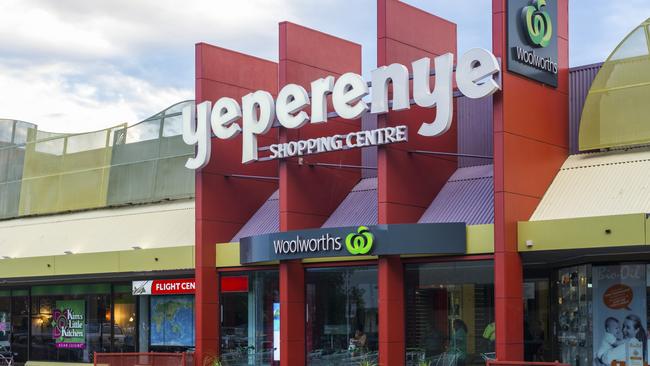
top-left (132, 246), bottom-right (142, 250)
top-left (64, 250), bottom-right (73, 255)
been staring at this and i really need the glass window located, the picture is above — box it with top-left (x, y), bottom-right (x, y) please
top-left (11, 290), bottom-right (29, 363)
top-left (220, 271), bottom-right (279, 366)
top-left (165, 102), bottom-right (192, 116)
top-left (12, 122), bottom-right (30, 145)
top-left (405, 261), bottom-right (494, 366)
top-left (0, 291), bottom-right (10, 350)
top-left (556, 265), bottom-right (591, 366)
top-left (306, 266), bottom-right (378, 366)
top-left (66, 130), bottom-right (108, 154)
top-left (30, 284), bottom-right (111, 363)
top-left (125, 120), bottom-right (161, 144)
top-left (0, 120), bottom-right (13, 144)
top-left (149, 295), bottom-right (194, 350)
top-left (162, 115), bottom-right (182, 137)
top-left (523, 280), bottom-right (551, 362)
top-left (113, 285), bottom-right (137, 353)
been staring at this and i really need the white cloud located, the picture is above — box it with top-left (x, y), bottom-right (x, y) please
top-left (0, 0), bottom-right (647, 133)
top-left (0, 60), bottom-right (191, 133)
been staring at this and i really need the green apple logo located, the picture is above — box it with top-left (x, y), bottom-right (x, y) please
top-left (522, 0), bottom-right (553, 48)
top-left (345, 226), bottom-right (373, 255)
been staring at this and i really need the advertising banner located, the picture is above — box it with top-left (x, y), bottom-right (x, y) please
top-left (53, 300), bottom-right (86, 349)
top-left (0, 311), bottom-right (9, 347)
top-left (132, 279), bottom-right (195, 295)
top-left (273, 303), bottom-right (280, 361)
top-left (593, 265), bottom-right (647, 366)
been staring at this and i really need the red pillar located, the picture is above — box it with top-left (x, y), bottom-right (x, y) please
top-left (378, 256), bottom-right (404, 366)
top-left (376, 1), bottom-right (457, 365)
top-left (491, 0), bottom-right (569, 360)
top-left (279, 260), bottom-right (305, 366)
top-left (277, 22), bottom-right (362, 366)
top-left (194, 43), bottom-right (278, 365)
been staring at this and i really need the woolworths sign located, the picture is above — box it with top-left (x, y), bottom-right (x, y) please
top-left (239, 223), bottom-right (466, 264)
top-left (507, 0), bottom-right (558, 87)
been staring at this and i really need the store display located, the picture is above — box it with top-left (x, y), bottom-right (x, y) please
top-left (557, 266), bottom-right (592, 366)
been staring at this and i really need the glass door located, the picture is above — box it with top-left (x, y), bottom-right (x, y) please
top-left (556, 265), bottom-right (591, 366)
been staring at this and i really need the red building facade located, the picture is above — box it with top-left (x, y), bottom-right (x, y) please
top-left (193, 1), bottom-right (569, 365)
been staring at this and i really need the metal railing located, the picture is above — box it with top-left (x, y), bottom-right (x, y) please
top-left (486, 360), bottom-right (570, 366)
top-left (94, 352), bottom-right (193, 366)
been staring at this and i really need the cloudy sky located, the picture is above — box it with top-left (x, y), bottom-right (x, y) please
top-left (1, 0), bottom-right (649, 133)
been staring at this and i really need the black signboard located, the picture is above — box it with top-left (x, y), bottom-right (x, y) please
top-left (507, 0), bottom-right (558, 87)
top-left (239, 223), bottom-right (466, 264)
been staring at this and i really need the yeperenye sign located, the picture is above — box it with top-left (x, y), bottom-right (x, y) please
top-left (182, 48), bottom-right (502, 168)
top-left (239, 223), bottom-right (466, 264)
top-left (52, 300), bottom-right (85, 349)
top-left (507, 0), bottom-right (559, 87)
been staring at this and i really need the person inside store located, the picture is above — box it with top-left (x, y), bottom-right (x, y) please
top-left (450, 319), bottom-right (468, 366)
top-left (599, 314), bottom-right (648, 366)
top-left (424, 325), bottom-right (444, 358)
top-left (349, 326), bottom-right (368, 354)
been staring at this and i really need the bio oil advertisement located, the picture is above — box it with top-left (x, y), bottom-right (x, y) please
top-left (593, 265), bottom-right (647, 366)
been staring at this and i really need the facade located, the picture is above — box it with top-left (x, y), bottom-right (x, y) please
top-left (2, 1), bottom-right (650, 366)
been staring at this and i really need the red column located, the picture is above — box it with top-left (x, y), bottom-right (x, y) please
top-left (491, 0), bottom-right (569, 360)
top-left (194, 43), bottom-right (278, 365)
top-left (376, 1), bottom-right (457, 365)
top-left (277, 22), bottom-right (362, 366)
top-left (378, 256), bottom-right (404, 366)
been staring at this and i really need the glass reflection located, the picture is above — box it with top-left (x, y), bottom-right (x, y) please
top-left (306, 266), bottom-right (378, 366)
top-left (405, 261), bottom-right (495, 366)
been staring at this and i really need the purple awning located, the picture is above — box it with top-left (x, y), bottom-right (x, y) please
top-left (231, 190), bottom-right (279, 242)
top-left (419, 164), bottom-right (493, 225)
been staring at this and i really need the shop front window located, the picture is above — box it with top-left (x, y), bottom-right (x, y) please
top-left (149, 295), bottom-right (194, 351)
top-left (405, 261), bottom-right (495, 366)
top-left (0, 291), bottom-right (10, 352)
top-left (220, 271), bottom-right (279, 365)
top-left (556, 265), bottom-right (591, 366)
top-left (523, 279), bottom-right (551, 362)
top-left (30, 284), bottom-right (111, 363)
top-left (305, 266), bottom-right (378, 366)
top-left (11, 290), bottom-right (28, 363)
top-left (112, 285), bottom-right (137, 353)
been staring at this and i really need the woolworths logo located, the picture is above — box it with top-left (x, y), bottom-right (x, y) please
top-left (345, 226), bottom-right (374, 255)
top-left (522, 0), bottom-right (553, 48)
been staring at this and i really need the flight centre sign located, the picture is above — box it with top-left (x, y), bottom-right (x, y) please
top-left (182, 48), bottom-right (503, 169)
top-left (507, 0), bottom-right (559, 87)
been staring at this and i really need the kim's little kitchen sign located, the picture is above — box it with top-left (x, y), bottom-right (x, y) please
top-left (182, 48), bottom-right (502, 168)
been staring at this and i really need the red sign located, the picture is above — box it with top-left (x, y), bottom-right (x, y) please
top-left (151, 279), bottom-right (195, 294)
top-left (221, 276), bottom-right (249, 293)
top-left (132, 279), bottom-right (195, 295)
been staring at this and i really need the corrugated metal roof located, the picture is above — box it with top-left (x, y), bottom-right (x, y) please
top-left (458, 96), bottom-right (493, 167)
top-left (569, 63), bottom-right (601, 154)
top-left (419, 164), bottom-right (493, 225)
top-left (322, 178), bottom-right (378, 228)
top-left (231, 190), bottom-right (279, 242)
top-left (531, 146), bottom-right (650, 221)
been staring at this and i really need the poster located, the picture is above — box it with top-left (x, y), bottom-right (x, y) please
top-left (0, 311), bottom-right (9, 346)
top-left (593, 265), bottom-right (647, 366)
top-left (149, 295), bottom-right (194, 346)
top-left (52, 300), bottom-right (86, 349)
top-left (273, 303), bottom-right (280, 361)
